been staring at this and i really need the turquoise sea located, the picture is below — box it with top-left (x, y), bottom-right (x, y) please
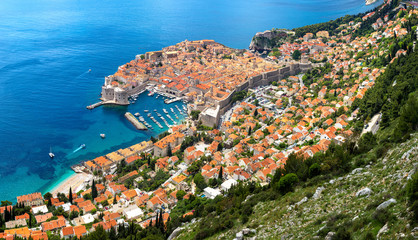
top-left (0, 0), bottom-right (382, 201)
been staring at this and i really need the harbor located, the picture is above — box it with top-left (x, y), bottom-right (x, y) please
top-left (86, 84), bottom-right (188, 110)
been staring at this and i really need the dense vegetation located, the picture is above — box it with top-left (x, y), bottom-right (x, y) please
top-left (352, 47), bottom-right (418, 141)
top-left (294, 0), bottom-right (400, 38)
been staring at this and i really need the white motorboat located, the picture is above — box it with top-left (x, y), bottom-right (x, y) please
top-left (49, 147), bottom-right (55, 158)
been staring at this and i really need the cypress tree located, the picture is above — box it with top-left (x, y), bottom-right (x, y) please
top-left (155, 212), bottom-right (159, 227)
top-left (28, 213), bottom-right (32, 228)
top-left (167, 144), bottom-right (172, 157)
top-left (69, 187), bottom-right (73, 204)
top-left (159, 210), bottom-right (163, 230)
top-left (4, 209), bottom-right (9, 222)
top-left (10, 208), bottom-right (14, 221)
top-left (218, 166), bottom-right (223, 180)
top-left (92, 180), bottom-right (98, 199)
top-left (113, 195), bottom-right (117, 205)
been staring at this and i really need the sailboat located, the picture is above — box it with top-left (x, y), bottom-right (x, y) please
top-left (49, 147), bottom-right (55, 158)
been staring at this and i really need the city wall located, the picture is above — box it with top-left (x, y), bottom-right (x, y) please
top-left (201, 62), bottom-right (312, 127)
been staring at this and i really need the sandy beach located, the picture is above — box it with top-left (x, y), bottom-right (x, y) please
top-left (50, 172), bottom-right (92, 196)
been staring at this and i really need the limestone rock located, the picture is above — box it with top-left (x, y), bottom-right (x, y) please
top-left (352, 168), bottom-right (363, 174)
top-left (376, 198), bottom-right (397, 211)
top-left (313, 187), bottom-right (325, 199)
top-left (296, 197), bottom-right (308, 206)
top-left (356, 187), bottom-right (372, 197)
top-left (167, 227), bottom-right (184, 240)
top-left (236, 231), bottom-right (243, 240)
top-left (325, 231), bottom-right (335, 240)
top-left (377, 223), bottom-right (388, 239)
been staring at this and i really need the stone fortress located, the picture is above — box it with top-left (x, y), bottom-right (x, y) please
top-left (101, 76), bottom-right (129, 105)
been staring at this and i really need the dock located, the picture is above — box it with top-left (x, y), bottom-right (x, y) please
top-left (164, 97), bottom-right (182, 104)
top-left (125, 112), bottom-right (148, 130)
top-left (87, 102), bottom-right (103, 110)
top-left (71, 164), bottom-right (87, 173)
top-left (87, 100), bottom-right (129, 110)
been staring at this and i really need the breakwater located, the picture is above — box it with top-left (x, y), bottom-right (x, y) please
top-left (125, 112), bottom-right (147, 130)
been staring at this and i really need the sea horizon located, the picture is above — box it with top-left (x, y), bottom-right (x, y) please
top-left (0, 0), bottom-right (383, 202)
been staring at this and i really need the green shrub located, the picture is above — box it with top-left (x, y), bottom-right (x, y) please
top-left (372, 208), bottom-right (395, 225)
top-left (277, 173), bottom-right (299, 193)
top-left (309, 163), bottom-right (321, 177)
top-left (406, 172), bottom-right (418, 203)
top-left (241, 214), bottom-right (249, 224)
top-left (407, 171), bottom-right (418, 223)
top-left (362, 231), bottom-right (376, 240)
top-left (335, 226), bottom-right (352, 240)
top-left (411, 200), bottom-right (418, 224)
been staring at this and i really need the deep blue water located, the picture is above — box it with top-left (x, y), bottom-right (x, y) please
top-left (0, 0), bottom-right (382, 201)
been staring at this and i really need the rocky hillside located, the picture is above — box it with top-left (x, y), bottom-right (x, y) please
top-left (174, 134), bottom-right (418, 239)
top-left (249, 29), bottom-right (289, 52)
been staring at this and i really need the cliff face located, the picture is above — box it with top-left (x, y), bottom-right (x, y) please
top-left (249, 29), bottom-right (288, 51)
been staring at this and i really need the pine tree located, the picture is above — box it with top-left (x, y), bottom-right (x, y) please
top-left (92, 179), bottom-right (98, 199)
top-left (69, 187), bottom-right (73, 204)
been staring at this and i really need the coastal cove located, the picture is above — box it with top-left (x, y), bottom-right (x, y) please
top-left (0, 0), bottom-right (383, 202)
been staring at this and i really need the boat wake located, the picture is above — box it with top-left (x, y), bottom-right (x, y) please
top-left (75, 69), bottom-right (91, 79)
top-left (66, 144), bottom-right (85, 157)
top-left (72, 145), bottom-right (84, 153)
